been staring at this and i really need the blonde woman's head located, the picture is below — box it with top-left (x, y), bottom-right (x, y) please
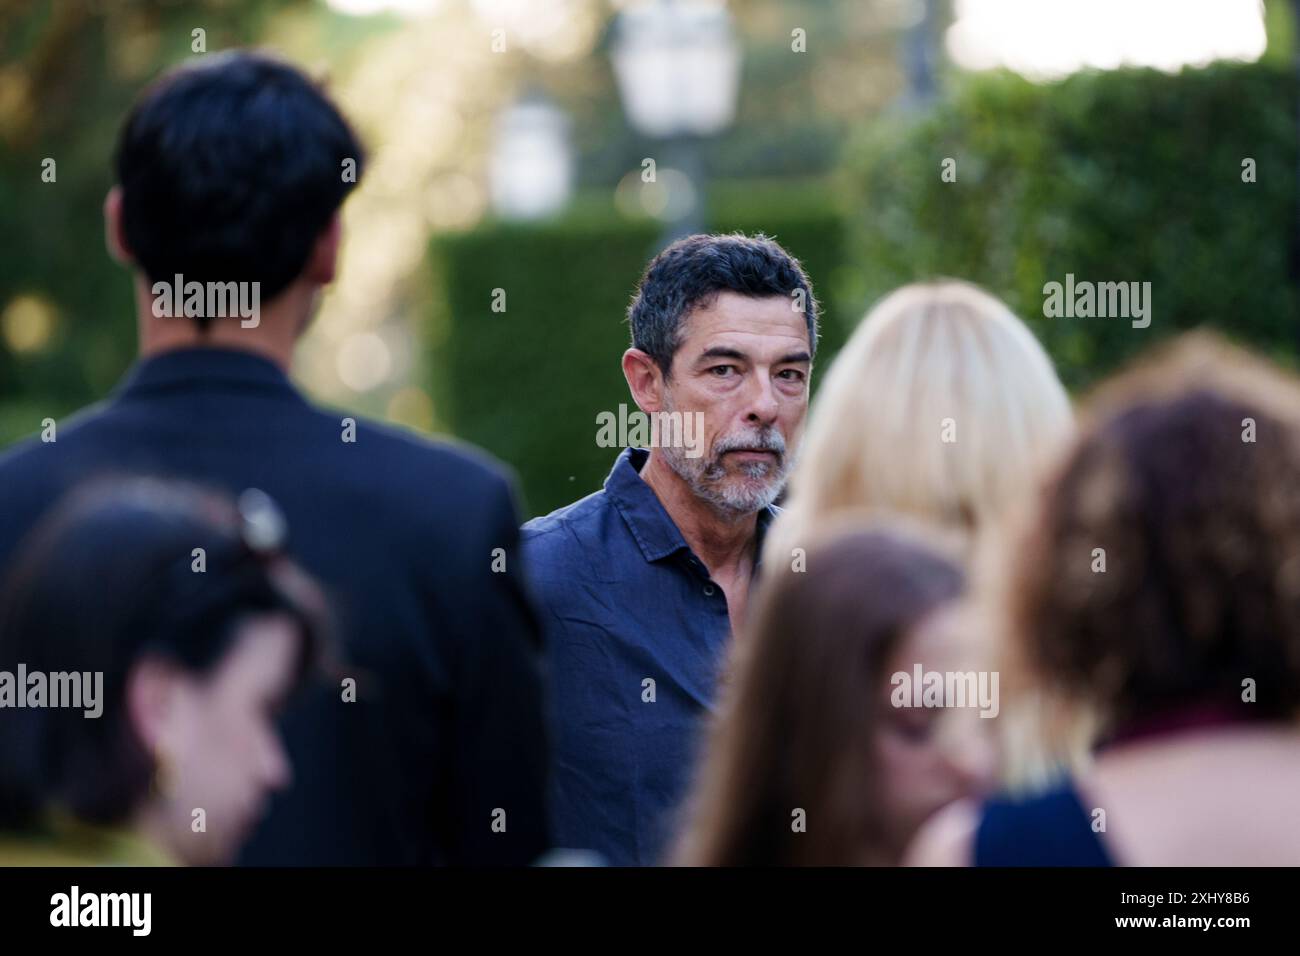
top-left (771, 280), bottom-right (1072, 561)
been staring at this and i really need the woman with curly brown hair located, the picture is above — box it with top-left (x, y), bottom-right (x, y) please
top-left (910, 333), bottom-right (1300, 866)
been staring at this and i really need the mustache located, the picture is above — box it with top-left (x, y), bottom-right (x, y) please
top-left (712, 430), bottom-right (787, 458)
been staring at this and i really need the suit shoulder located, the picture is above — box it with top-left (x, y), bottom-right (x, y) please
top-left (0, 401), bottom-right (108, 472)
top-left (312, 407), bottom-right (515, 495)
top-left (0, 433), bottom-right (44, 474)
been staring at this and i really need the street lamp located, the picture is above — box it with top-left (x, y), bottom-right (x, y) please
top-left (900, 0), bottom-right (941, 109)
top-left (489, 94), bottom-right (574, 221)
top-left (611, 0), bottom-right (741, 241)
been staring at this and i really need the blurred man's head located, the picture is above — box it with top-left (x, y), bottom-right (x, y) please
top-left (623, 233), bottom-right (817, 516)
top-left (105, 50), bottom-right (364, 360)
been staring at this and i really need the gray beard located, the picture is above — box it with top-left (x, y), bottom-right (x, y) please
top-left (659, 430), bottom-right (792, 516)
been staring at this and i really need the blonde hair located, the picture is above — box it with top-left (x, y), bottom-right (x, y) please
top-left (765, 280), bottom-right (1077, 791)
top-left (768, 279), bottom-right (1072, 564)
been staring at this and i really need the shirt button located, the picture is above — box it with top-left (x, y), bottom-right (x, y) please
top-left (703, 584), bottom-right (716, 596)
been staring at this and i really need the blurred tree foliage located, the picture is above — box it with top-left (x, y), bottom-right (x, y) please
top-left (842, 60), bottom-right (1299, 388)
top-left (428, 181), bottom-right (850, 518)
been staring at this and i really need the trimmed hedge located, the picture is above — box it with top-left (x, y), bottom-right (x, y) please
top-left (842, 61), bottom-right (1299, 388)
top-left (427, 185), bottom-right (851, 518)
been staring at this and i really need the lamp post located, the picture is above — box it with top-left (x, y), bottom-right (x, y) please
top-left (611, 0), bottom-right (741, 244)
top-left (900, 0), bottom-right (941, 109)
top-left (489, 94), bottom-right (573, 221)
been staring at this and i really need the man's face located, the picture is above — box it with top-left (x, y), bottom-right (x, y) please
top-left (659, 291), bottom-right (811, 514)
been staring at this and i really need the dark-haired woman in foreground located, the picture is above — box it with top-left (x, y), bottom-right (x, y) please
top-left (910, 334), bottom-right (1300, 866)
top-left (0, 479), bottom-right (327, 865)
top-left (675, 522), bottom-right (994, 866)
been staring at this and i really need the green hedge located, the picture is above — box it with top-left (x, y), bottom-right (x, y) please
top-left (427, 184), bottom-right (852, 518)
top-left (842, 61), bottom-right (1298, 388)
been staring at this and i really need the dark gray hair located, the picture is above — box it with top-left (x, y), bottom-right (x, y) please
top-left (627, 233), bottom-right (819, 374)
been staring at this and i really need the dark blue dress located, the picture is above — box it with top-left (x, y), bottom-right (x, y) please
top-left (974, 781), bottom-right (1115, 866)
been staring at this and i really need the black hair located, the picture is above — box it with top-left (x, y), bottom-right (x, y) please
top-left (0, 479), bottom-right (330, 830)
top-left (626, 232), bottom-right (819, 374)
top-left (114, 49), bottom-right (365, 328)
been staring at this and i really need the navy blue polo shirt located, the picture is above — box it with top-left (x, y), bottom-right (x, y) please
top-left (522, 447), bottom-right (774, 865)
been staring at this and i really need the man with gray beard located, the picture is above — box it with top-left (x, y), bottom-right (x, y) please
top-left (523, 233), bottom-right (817, 864)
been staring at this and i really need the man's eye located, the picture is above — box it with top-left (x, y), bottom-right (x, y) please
top-left (777, 369), bottom-right (805, 381)
top-left (710, 365), bottom-right (735, 377)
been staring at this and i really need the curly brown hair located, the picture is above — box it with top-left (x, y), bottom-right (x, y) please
top-left (1007, 333), bottom-right (1300, 732)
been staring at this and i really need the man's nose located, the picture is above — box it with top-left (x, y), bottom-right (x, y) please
top-left (745, 372), bottom-right (780, 425)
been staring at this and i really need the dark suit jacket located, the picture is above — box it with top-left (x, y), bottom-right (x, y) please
top-left (0, 347), bottom-right (549, 865)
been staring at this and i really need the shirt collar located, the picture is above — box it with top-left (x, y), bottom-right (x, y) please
top-left (604, 446), bottom-right (777, 565)
top-left (115, 347), bottom-right (301, 402)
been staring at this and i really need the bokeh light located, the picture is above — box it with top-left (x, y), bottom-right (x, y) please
top-left (1, 294), bottom-right (58, 355)
top-left (949, 0), bottom-right (1267, 80)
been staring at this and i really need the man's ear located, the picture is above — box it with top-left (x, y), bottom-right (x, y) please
top-left (104, 186), bottom-right (133, 266)
top-left (622, 347), bottom-right (668, 415)
top-left (303, 214), bottom-right (342, 285)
